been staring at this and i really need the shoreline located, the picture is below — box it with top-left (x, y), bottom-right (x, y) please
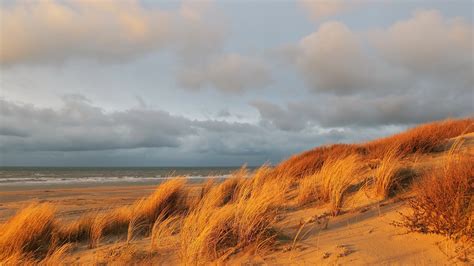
top-left (0, 176), bottom-right (226, 192)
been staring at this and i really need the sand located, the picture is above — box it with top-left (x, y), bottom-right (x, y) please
top-left (1, 182), bottom-right (471, 265)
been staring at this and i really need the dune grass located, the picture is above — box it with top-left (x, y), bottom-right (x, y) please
top-left (179, 166), bottom-right (289, 264)
top-left (128, 178), bottom-right (187, 235)
top-left (276, 144), bottom-right (362, 180)
top-left (296, 154), bottom-right (366, 214)
top-left (0, 203), bottom-right (57, 260)
top-left (277, 118), bottom-right (473, 180)
top-left (373, 145), bottom-right (403, 199)
top-left (397, 141), bottom-right (473, 240)
top-left (364, 118), bottom-right (473, 158)
top-left (318, 154), bottom-right (365, 215)
top-left (150, 215), bottom-right (181, 251)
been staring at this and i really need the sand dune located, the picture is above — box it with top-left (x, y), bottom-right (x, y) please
top-left (0, 118), bottom-right (472, 265)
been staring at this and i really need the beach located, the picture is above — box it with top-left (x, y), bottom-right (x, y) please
top-left (0, 166), bottom-right (236, 222)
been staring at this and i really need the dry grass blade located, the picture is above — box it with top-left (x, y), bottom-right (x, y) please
top-left (0, 203), bottom-right (56, 260)
top-left (296, 173), bottom-right (319, 206)
top-left (319, 154), bottom-right (365, 215)
top-left (374, 145), bottom-right (402, 199)
top-left (179, 169), bottom-right (288, 264)
top-left (151, 215), bottom-right (181, 251)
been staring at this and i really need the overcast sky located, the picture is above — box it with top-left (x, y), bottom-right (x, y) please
top-left (0, 0), bottom-right (473, 166)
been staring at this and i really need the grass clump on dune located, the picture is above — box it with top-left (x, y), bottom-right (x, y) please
top-left (365, 118), bottom-right (473, 157)
top-left (297, 154), bottom-right (365, 215)
top-left (397, 148), bottom-right (473, 240)
top-left (129, 178), bottom-right (187, 233)
top-left (276, 144), bottom-right (362, 179)
top-left (0, 203), bottom-right (57, 261)
top-left (278, 118), bottom-right (473, 180)
top-left (373, 145), bottom-right (403, 199)
top-left (179, 166), bottom-right (288, 264)
top-left (89, 208), bottom-right (131, 248)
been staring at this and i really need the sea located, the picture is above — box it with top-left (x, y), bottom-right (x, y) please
top-left (0, 167), bottom-right (249, 189)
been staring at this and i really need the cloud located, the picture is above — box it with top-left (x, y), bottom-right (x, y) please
top-left (282, 9), bottom-right (473, 97)
top-left (250, 101), bottom-right (308, 131)
top-left (0, 96), bottom-right (196, 151)
top-left (0, 0), bottom-right (226, 65)
top-left (286, 21), bottom-right (373, 94)
top-left (370, 9), bottom-right (473, 85)
top-left (252, 91), bottom-right (473, 131)
top-left (0, 95), bottom-right (381, 166)
top-left (178, 54), bottom-right (271, 93)
top-left (299, 0), bottom-right (360, 19)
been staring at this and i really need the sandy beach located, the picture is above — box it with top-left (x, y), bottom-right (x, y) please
top-left (0, 182), bottom-right (204, 223)
top-left (1, 180), bottom-right (469, 265)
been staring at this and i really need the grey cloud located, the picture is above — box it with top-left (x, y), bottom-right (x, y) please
top-left (216, 109), bottom-right (231, 118)
top-left (250, 101), bottom-right (308, 131)
top-left (0, 96), bottom-right (370, 165)
top-left (0, 97), bottom-right (195, 152)
top-left (253, 91), bottom-right (473, 131)
top-left (178, 54), bottom-right (271, 93)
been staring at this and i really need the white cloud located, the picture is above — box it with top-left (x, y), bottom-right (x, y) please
top-left (281, 9), bottom-right (473, 97)
top-left (0, 0), bottom-right (226, 65)
top-left (178, 54), bottom-right (271, 93)
top-left (288, 21), bottom-right (372, 94)
top-left (371, 9), bottom-right (473, 81)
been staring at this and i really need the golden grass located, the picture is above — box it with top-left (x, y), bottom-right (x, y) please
top-left (57, 214), bottom-right (95, 243)
top-left (0, 243), bottom-right (71, 266)
top-left (0, 203), bottom-right (57, 260)
top-left (150, 215), bottom-right (181, 251)
top-left (94, 178), bottom-right (188, 247)
top-left (320, 154), bottom-right (365, 215)
top-left (198, 168), bottom-right (249, 209)
top-left (41, 243), bottom-right (73, 266)
top-left (296, 173), bottom-right (319, 206)
top-left (179, 166), bottom-right (288, 264)
top-left (276, 144), bottom-right (362, 179)
top-left (277, 118), bottom-right (473, 180)
top-left (373, 145), bottom-right (403, 199)
top-left (365, 118), bottom-right (473, 158)
top-left (89, 209), bottom-right (129, 248)
top-left (297, 154), bottom-right (365, 215)
top-left (131, 178), bottom-right (187, 227)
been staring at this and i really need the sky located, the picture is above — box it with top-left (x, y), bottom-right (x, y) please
top-left (0, 0), bottom-right (473, 167)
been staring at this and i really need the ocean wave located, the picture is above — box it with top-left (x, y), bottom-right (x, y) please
top-left (0, 175), bottom-right (229, 186)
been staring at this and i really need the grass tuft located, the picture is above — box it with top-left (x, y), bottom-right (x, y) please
top-left (373, 145), bottom-right (403, 199)
top-left (0, 203), bottom-right (56, 260)
top-left (396, 146), bottom-right (473, 240)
